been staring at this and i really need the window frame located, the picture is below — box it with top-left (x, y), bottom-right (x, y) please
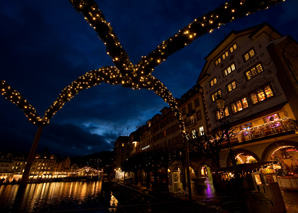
top-left (245, 63), bottom-right (264, 81)
top-left (211, 90), bottom-right (222, 102)
top-left (230, 97), bottom-right (249, 114)
top-left (210, 77), bottom-right (217, 87)
top-left (227, 80), bottom-right (237, 92)
top-left (243, 48), bottom-right (256, 62)
top-left (250, 84), bottom-right (274, 105)
top-left (223, 63), bottom-right (236, 77)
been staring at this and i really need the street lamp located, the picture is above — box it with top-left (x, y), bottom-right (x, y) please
top-left (215, 97), bottom-right (238, 181)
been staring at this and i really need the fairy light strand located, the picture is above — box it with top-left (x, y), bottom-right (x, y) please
top-left (0, 0), bottom-right (285, 137)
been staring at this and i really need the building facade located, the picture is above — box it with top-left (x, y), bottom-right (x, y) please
top-left (197, 23), bottom-right (298, 174)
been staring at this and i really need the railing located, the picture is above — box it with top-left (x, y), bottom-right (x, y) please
top-left (224, 118), bottom-right (298, 146)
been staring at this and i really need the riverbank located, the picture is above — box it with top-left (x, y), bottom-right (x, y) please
top-left (0, 176), bottom-right (102, 185)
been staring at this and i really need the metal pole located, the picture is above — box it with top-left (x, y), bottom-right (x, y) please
top-left (20, 126), bottom-right (43, 185)
top-left (184, 137), bottom-right (192, 201)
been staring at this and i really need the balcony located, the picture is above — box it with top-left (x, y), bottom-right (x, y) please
top-left (224, 118), bottom-right (298, 146)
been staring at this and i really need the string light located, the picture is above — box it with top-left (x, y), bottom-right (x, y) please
top-left (0, 0), bottom-right (284, 137)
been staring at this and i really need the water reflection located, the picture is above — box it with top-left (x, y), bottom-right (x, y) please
top-left (0, 181), bottom-right (103, 212)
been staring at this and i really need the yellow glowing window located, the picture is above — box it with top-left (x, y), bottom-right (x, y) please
top-left (211, 90), bottom-right (221, 102)
top-left (245, 63), bottom-right (264, 80)
top-left (257, 89), bottom-right (266, 101)
top-left (210, 77), bottom-right (217, 87)
top-left (246, 71), bottom-right (252, 80)
top-left (236, 100), bottom-right (243, 111)
top-left (224, 106), bottom-right (230, 116)
top-left (227, 81), bottom-right (237, 92)
top-left (243, 48), bottom-right (256, 62)
top-left (223, 63), bottom-right (236, 77)
top-left (249, 49), bottom-right (255, 57)
top-left (242, 97), bottom-right (249, 108)
top-left (264, 85), bottom-right (273, 98)
top-left (222, 53), bottom-right (226, 60)
top-left (231, 103), bottom-right (237, 113)
top-left (251, 67), bottom-right (257, 77)
top-left (244, 53), bottom-right (250, 61)
top-left (256, 64), bottom-right (263, 73)
top-left (250, 93), bottom-right (258, 104)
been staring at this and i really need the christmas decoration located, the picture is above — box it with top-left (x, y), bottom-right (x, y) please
top-left (0, 0), bottom-right (285, 138)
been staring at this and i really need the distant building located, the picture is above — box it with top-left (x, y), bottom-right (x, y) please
top-left (114, 136), bottom-right (130, 179)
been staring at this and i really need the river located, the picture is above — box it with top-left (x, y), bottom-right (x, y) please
top-left (0, 181), bottom-right (106, 212)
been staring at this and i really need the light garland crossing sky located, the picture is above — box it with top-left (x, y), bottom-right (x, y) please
top-left (0, 0), bottom-right (285, 139)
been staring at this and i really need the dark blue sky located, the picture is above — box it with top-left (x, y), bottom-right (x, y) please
top-left (1, 0), bottom-right (298, 156)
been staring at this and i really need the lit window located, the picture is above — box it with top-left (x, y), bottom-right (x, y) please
top-left (215, 106), bottom-right (229, 120)
top-left (192, 130), bottom-right (197, 139)
top-left (211, 90), bottom-right (221, 102)
top-left (224, 107), bottom-right (230, 117)
top-left (264, 85), bottom-right (273, 98)
top-left (236, 100), bottom-right (243, 111)
top-left (243, 48), bottom-right (256, 62)
top-left (227, 81), bottom-right (237, 92)
top-left (231, 103), bottom-right (237, 113)
top-left (199, 126), bottom-right (205, 135)
top-left (256, 64), bottom-right (263, 73)
top-left (249, 49), bottom-right (255, 57)
top-left (210, 77), bottom-right (217, 87)
top-left (242, 97), bottom-right (249, 108)
top-left (215, 57), bottom-right (221, 66)
top-left (250, 93), bottom-right (258, 104)
top-left (245, 63), bottom-right (264, 80)
top-left (231, 97), bottom-right (249, 113)
top-left (223, 63), bottom-right (236, 77)
top-left (257, 89), bottom-right (266, 101)
top-left (250, 85), bottom-right (274, 104)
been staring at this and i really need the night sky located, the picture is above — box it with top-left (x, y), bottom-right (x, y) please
top-left (1, 0), bottom-right (298, 156)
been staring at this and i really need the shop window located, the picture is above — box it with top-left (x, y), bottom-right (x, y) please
top-left (241, 122), bottom-right (252, 130)
top-left (243, 48), bottom-right (256, 62)
top-left (211, 90), bottom-right (222, 102)
top-left (227, 81), bottom-right (237, 92)
top-left (231, 97), bottom-right (249, 113)
top-left (223, 63), bottom-right (236, 77)
top-left (210, 77), bottom-right (217, 87)
top-left (245, 63), bottom-right (264, 80)
top-left (250, 84), bottom-right (274, 104)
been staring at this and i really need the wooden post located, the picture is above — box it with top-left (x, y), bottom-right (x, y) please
top-left (20, 126), bottom-right (43, 185)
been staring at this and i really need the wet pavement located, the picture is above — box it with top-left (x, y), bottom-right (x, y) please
top-left (114, 180), bottom-right (298, 212)
top-left (281, 190), bottom-right (298, 213)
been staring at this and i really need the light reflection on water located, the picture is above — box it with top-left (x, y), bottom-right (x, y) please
top-left (0, 181), bottom-right (103, 212)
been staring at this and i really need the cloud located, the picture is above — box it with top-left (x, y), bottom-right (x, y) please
top-left (39, 122), bottom-right (115, 156)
